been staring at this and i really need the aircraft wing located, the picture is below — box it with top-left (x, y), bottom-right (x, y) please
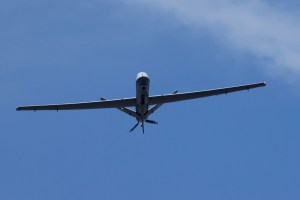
top-left (149, 82), bottom-right (266, 105)
top-left (16, 97), bottom-right (136, 111)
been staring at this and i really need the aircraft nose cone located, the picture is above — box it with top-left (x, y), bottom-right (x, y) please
top-left (136, 72), bottom-right (149, 80)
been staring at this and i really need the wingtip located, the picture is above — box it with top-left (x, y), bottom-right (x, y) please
top-left (258, 82), bottom-right (267, 87)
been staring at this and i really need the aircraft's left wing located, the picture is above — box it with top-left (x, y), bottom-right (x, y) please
top-left (16, 97), bottom-right (136, 111)
top-left (149, 82), bottom-right (266, 105)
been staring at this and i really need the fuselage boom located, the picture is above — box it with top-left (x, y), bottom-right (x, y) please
top-left (136, 72), bottom-right (150, 120)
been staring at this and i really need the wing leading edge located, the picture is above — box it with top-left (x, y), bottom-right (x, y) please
top-left (149, 82), bottom-right (266, 105)
top-left (16, 97), bottom-right (136, 111)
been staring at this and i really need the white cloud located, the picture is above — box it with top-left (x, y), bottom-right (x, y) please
top-left (124, 0), bottom-right (300, 79)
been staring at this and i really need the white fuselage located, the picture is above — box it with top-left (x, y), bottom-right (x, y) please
top-left (135, 72), bottom-right (150, 121)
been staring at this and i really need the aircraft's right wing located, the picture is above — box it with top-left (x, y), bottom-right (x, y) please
top-left (149, 82), bottom-right (266, 105)
top-left (16, 97), bottom-right (136, 111)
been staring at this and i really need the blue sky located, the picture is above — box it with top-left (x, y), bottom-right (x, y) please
top-left (1, 0), bottom-right (300, 199)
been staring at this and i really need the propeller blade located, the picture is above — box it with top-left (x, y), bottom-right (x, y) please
top-left (142, 120), bottom-right (145, 134)
top-left (145, 119), bottom-right (158, 124)
top-left (129, 122), bottom-right (139, 132)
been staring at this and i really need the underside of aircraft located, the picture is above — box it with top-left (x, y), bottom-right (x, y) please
top-left (17, 72), bottom-right (266, 133)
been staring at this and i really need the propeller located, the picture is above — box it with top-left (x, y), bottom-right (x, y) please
top-left (130, 119), bottom-right (158, 133)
